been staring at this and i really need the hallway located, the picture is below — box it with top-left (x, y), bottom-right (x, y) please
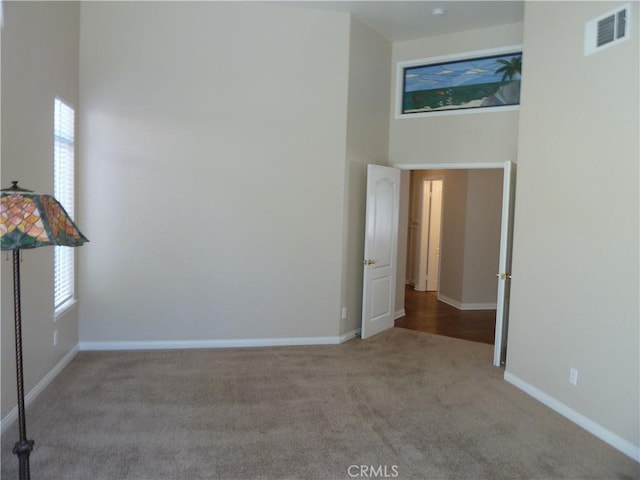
top-left (395, 285), bottom-right (496, 345)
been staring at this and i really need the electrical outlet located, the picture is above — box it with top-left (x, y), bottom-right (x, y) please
top-left (569, 368), bottom-right (578, 386)
top-left (53, 330), bottom-right (58, 346)
top-left (341, 307), bottom-right (347, 320)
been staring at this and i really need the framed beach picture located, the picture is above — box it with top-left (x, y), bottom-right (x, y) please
top-left (396, 46), bottom-right (522, 118)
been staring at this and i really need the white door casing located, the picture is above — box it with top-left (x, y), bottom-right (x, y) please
top-left (361, 165), bottom-right (401, 339)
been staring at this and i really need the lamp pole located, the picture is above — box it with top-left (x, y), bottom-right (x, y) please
top-left (11, 249), bottom-right (35, 480)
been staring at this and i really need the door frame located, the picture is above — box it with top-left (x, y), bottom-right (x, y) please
top-left (394, 161), bottom-right (515, 367)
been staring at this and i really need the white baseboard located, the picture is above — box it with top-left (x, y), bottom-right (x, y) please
top-left (504, 371), bottom-right (640, 462)
top-left (340, 329), bottom-right (361, 343)
top-left (1, 345), bottom-right (78, 434)
top-left (394, 309), bottom-right (406, 319)
top-left (437, 294), bottom-right (496, 311)
top-left (79, 335), bottom-right (347, 351)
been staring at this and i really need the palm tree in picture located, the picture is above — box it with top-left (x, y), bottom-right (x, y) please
top-left (495, 56), bottom-right (522, 82)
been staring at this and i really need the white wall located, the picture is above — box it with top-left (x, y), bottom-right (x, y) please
top-left (1, 1), bottom-right (80, 420)
top-left (462, 169), bottom-right (502, 306)
top-left (507, 1), bottom-right (639, 457)
top-left (78, 2), bottom-right (352, 345)
top-left (340, 17), bottom-right (392, 336)
top-left (389, 22), bottom-right (523, 166)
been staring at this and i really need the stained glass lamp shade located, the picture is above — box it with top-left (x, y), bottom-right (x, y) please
top-left (1, 182), bottom-right (88, 249)
top-left (1, 181), bottom-right (88, 480)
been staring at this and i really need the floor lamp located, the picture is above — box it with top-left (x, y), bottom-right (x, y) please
top-left (1, 181), bottom-right (88, 480)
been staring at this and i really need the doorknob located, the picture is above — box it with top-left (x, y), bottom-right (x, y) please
top-left (496, 273), bottom-right (512, 280)
top-left (363, 259), bottom-right (377, 266)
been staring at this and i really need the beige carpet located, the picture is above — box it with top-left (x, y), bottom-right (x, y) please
top-left (1, 328), bottom-right (638, 479)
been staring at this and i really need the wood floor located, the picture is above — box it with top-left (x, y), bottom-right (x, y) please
top-left (395, 285), bottom-right (496, 345)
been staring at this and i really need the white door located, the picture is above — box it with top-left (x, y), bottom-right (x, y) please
top-left (415, 180), bottom-right (431, 292)
top-left (426, 180), bottom-right (443, 291)
top-left (416, 179), bottom-right (443, 292)
top-left (361, 164), bottom-right (401, 339)
top-left (494, 161), bottom-right (517, 366)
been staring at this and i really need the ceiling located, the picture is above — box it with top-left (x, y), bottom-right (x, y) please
top-left (277, 1), bottom-right (524, 43)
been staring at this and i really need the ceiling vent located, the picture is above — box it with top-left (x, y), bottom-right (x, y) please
top-left (585, 3), bottom-right (631, 56)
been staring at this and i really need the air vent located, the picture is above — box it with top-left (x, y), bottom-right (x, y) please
top-left (585, 3), bottom-right (631, 56)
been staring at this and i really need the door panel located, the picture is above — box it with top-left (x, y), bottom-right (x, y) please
top-left (372, 180), bottom-right (394, 267)
top-left (371, 277), bottom-right (392, 319)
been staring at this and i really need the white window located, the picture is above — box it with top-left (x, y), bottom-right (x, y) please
top-left (54, 98), bottom-right (76, 312)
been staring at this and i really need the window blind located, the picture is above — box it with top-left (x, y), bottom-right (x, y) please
top-left (54, 98), bottom-right (76, 311)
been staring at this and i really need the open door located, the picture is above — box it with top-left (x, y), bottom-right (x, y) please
top-left (494, 161), bottom-right (517, 366)
top-left (361, 164), bottom-right (401, 339)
